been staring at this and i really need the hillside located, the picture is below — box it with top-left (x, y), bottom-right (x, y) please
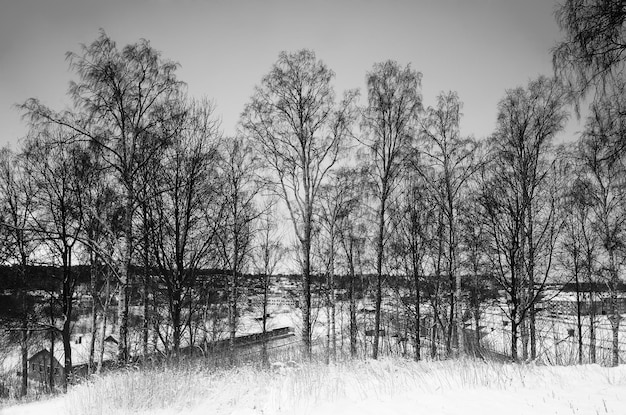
top-left (2, 357), bottom-right (625, 415)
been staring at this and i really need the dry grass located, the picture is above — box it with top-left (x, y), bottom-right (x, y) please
top-left (3, 354), bottom-right (624, 415)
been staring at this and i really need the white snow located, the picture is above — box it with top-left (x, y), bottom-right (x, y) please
top-left (2, 358), bottom-right (624, 415)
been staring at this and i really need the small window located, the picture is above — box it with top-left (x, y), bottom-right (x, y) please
top-left (38, 364), bottom-right (43, 373)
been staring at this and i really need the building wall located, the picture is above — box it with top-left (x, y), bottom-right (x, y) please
top-left (28, 351), bottom-right (63, 385)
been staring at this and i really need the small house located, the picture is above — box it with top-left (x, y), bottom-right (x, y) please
top-left (27, 334), bottom-right (118, 386)
top-left (28, 349), bottom-right (64, 386)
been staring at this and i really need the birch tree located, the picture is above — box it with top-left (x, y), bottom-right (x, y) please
top-left (553, 0), bottom-right (626, 97)
top-left (21, 31), bottom-right (184, 361)
top-left (481, 76), bottom-right (568, 361)
top-left (0, 148), bottom-right (37, 396)
top-left (319, 167), bottom-right (363, 361)
top-left (579, 77), bottom-right (626, 366)
top-left (559, 164), bottom-right (599, 364)
top-left (360, 60), bottom-right (422, 359)
top-left (23, 127), bottom-right (87, 390)
top-left (148, 99), bottom-right (220, 356)
top-left (217, 135), bottom-right (263, 361)
top-left (254, 201), bottom-right (287, 366)
top-left (242, 49), bottom-right (357, 357)
top-left (391, 164), bottom-right (437, 361)
top-left (333, 167), bottom-right (367, 359)
top-left (418, 91), bottom-right (478, 356)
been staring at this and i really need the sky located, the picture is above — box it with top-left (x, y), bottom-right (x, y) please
top-left (0, 0), bottom-right (584, 150)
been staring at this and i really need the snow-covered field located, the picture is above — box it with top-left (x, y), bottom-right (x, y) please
top-left (2, 357), bottom-right (624, 415)
top-left (480, 306), bottom-right (626, 365)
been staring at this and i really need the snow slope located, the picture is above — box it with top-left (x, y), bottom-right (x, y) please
top-left (2, 358), bottom-right (624, 415)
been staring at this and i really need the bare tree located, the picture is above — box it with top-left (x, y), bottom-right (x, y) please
top-left (481, 76), bottom-right (568, 361)
top-left (216, 135), bottom-right (264, 362)
top-left (241, 49), bottom-right (357, 357)
top-left (21, 31), bottom-right (185, 362)
top-left (553, 0), bottom-right (626, 98)
top-left (333, 167), bottom-right (368, 359)
top-left (0, 148), bottom-right (38, 396)
top-left (22, 126), bottom-right (88, 390)
top-left (389, 163), bottom-right (437, 361)
top-left (418, 91), bottom-right (479, 356)
top-left (458, 190), bottom-right (494, 355)
top-left (360, 60), bottom-right (422, 359)
top-left (579, 77), bottom-right (626, 366)
top-left (254, 200), bottom-right (287, 366)
top-left (148, 99), bottom-right (220, 356)
top-left (318, 167), bottom-right (364, 361)
top-left (558, 158), bottom-right (599, 364)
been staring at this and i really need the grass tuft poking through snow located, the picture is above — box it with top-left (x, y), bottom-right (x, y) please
top-left (3, 357), bottom-right (626, 414)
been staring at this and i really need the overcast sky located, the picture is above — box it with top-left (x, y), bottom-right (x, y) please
top-left (0, 0), bottom-right (582, 149)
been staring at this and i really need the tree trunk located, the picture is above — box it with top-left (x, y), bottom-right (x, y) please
top-left (413, 307), bottom-right (420, 362)
top-left (97, 273), bottom-right (111, 374)
top-left (589, 290), bottom-right (596, 364)
top-left (118, 186), bottom-right (133, 363)
top-left (152, 287), bottom-right (159, 354)
top-left (610, 290), bottom-right (621, 367)
top-left (413, 265), bottom-right (421, 362)
top-left (454, 274), bottom-right (463, 356)
top-left (261, 272), bottom-right (269, 367)
top-left (49, 298), bottom-right (55, 392)
top-left (187, 295), bottom-right (194, 350)
top-left (88, 249), bottom-right (97, 374)
top-left (302, 226), bottom-right (312, 359)
top-left (511, 318), bottom-right (518, 362)
top-left (575, 267), bottom-right (583, 365)
top-left (48, 328), bottom-right (55, 393)
top-left (142, 215), bottom-right (150, 358)
top-left (528, 211), bottom-right (537, 360)
top-left (330, 299), bottom-right (336, 361)
top-left (521, 317), bottom-right (529, 360)
top-left (328, 230), bottom-right (336, 362)
top-left (608, 247), bottom-right (620, 367)
top-left (430, 316), bottom-right (438, 359)
top-left (473, 272), bottom-right (481, 353)
top-left (446, 185), bottom-right (463, 358)
top-left (61, 248), bottom-right (73, 392)
top-left (18, 258), bottom-right (28, 398)
top-left (61, 318), bottom-right (71, 392)
top-left (446, 294), bottom-right (454, 356)
top-left (20, 324), bottom-right (28, 397)
top-left (473, 305), bottom-right (481, 355)
top-left (228, 267), bottom-right (237, 364)
top-left (325, 303), bottom-right (331, 364)
top-left (373, 196), bottom-right (386, 359)
top-left (172, 287), bottom-right (182, 357)
top-left (348, 244), bottom-right (357, 358)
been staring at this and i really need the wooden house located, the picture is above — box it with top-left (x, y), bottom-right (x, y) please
top-left (28, 349), bottom-right (64, 386)
top-left (27, 334), bottom-right (118, 386)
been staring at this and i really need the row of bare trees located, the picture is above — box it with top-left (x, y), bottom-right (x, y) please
top-left (0, 33), bottom-right (281, 395)
top-left (1, 0), bottom-right (625, 396)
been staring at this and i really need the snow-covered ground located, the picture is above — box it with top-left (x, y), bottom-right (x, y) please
top-left (480, 305), bottom-right (626, 364)
top-left (2, 358), bottom-right (624, 415)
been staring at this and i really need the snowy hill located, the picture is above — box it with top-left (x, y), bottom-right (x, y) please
top-left (2, 357), bottom-right (625, 415)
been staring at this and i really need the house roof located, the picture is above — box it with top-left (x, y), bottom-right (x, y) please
top-left (27, 335), bottom-right (117, 368)
top-left (2, 333), bottom-right (120, 374)
top-left (28, 349), bottom-right (54, 363)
